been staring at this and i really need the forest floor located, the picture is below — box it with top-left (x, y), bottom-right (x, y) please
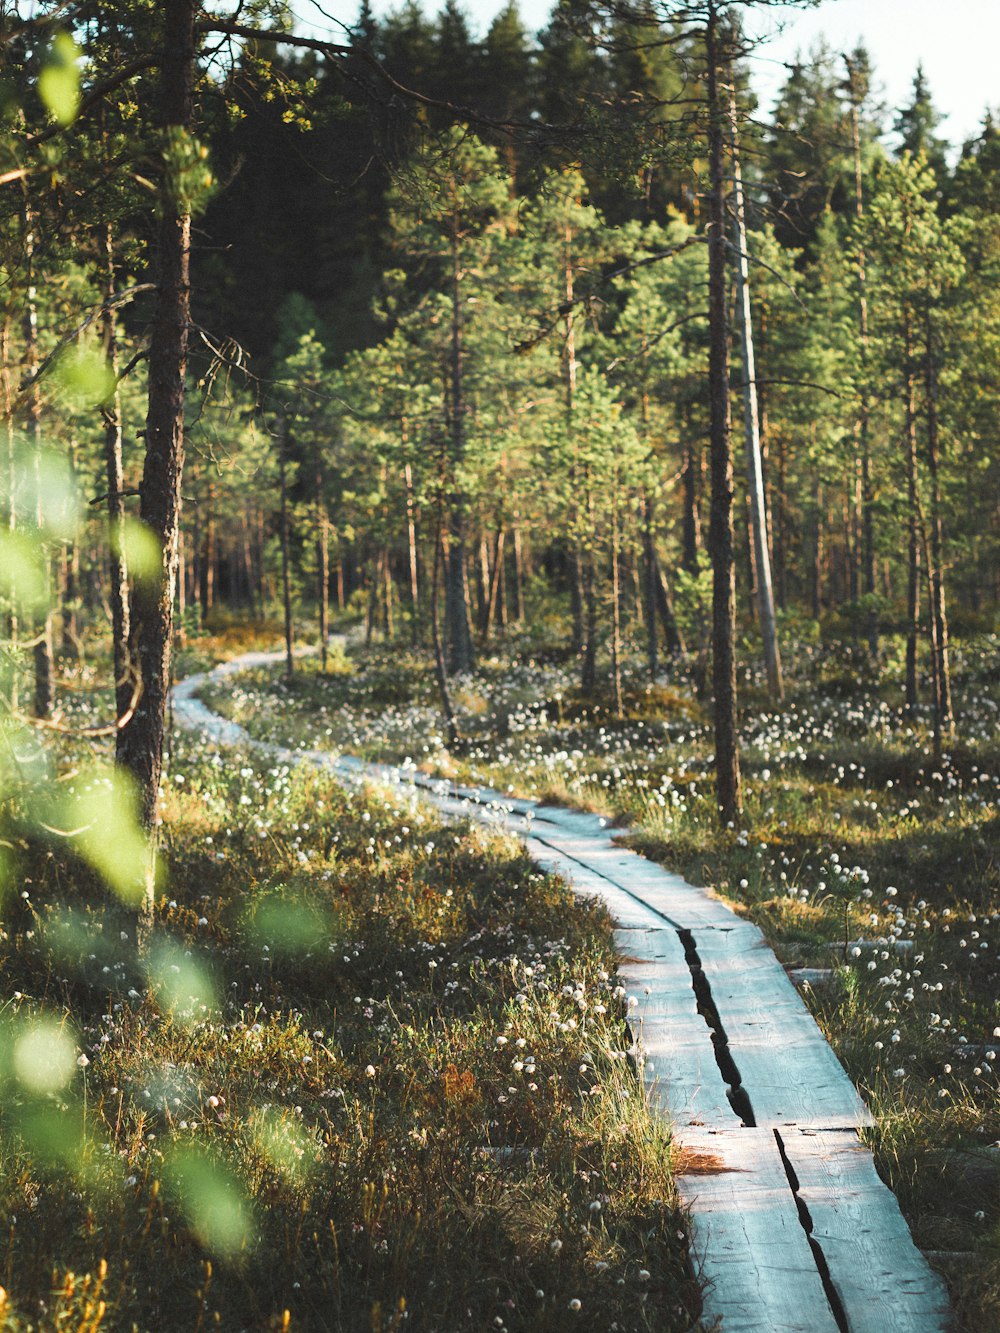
top-left (201, 623), bottom-right (1000, 1331)
top-left (0, 627), bottom-right (701, 1332)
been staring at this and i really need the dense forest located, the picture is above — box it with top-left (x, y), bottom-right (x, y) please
top-left (0, 1), bottom-right (999, 1327)
top-left (3, 0), bottom-right (999, 842)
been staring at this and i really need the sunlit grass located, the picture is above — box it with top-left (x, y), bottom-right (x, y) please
top-left (0, 716), bottom-right (699, 1329)
top-left (200, 625), bottom-right (1000, 1329)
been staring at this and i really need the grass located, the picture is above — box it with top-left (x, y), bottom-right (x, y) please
top-left (0, 659), bottom-right (701, 1331)
top-left (200, 623), bottom-right (1000, 1330)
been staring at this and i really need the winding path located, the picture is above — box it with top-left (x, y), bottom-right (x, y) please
top-left (174, 648), bottom-right (951, 1333)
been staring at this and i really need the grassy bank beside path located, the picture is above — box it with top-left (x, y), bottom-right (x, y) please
top-left (0, 670), bottom-right (700, 1330)
top-left (202, 630), bottom-right (1000, 1330)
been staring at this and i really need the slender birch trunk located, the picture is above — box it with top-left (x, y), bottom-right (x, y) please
top-left (729, 88), bottom-right (782, 699)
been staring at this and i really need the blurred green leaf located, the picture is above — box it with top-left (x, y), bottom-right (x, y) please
top-left (34, 449), bottom-right (79, 541)
top-left (243, 888), bottom-right (334, 956)
top-left (165, 1146), bottom-right (256, 1259)
top-left (12, 1015), bottom-right (77, 1094)
top-left (113, 518), bottom-right (162, 586)
top-left (148, 937), bottom-right (219, 1022)
top-left (58, 765), bottom-right (154, 907)
top-left (38, 32), bottom-right (80, 126)
top-left (10, 1100), bottom-right (85, 1168)
top-left (50, 343), bottom-right (116, 412)
top-left (0, 530), bottom-right (47, 610)
top-left (252, 1107), bottom-right (314, 1185)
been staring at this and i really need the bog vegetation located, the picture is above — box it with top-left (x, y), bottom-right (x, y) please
top-left (0, 0), bottom-right (997, 1328)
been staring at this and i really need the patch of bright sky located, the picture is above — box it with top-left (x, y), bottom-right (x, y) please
top-left (294, 0), bottom-right (998, 148)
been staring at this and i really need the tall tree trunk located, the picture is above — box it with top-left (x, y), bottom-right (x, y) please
top-left (404, 454), bottom-right (419, 643)
top-left (730, 89), bottom-right (782, 699)
top-left (774, 431), bottom-right (788, 609)
top-left (643, 493), bottom-right (659, 680)
top-left (477, 529), bottom-right (491, 633)
top-left (117, 0), bottom-right (197, 841)
top-left (431, 533), bottom-right (458, 749)
top-left (681, 424), bottom-right (702, 574)
top-left (382, 546), bottom-right (394, 639)
top-left (904, 319), bottom-right (920, 718)
top-left (316, 459), bottom-right (329, 671)
top-left (483, 527), bottom-right (505, 642)
top-left (654, 555), bottom-right (686, 656)
top-left (61, 441), bottom-right (80, 659)
top-left (848, 93), bottom-right (878, 657)
top-left (811, 474), bottom-right (823, 621)
top-left (924, 312), bottom-right (953, 742)
top-left (511, 522), bottom-right (524, 623)
top-left (706, 6), bottom-right (742, 825)
top-left (610, 479), bottom-right (624, 719)
top-left (581, 489), bottom-right (597, 695)
top-left (199, 481), bottom-right (215, 619)
top-left (101, 218), bottom-right (133, 724)
top-left (21, 205), bottom-right (55, 720)
top-left (278, 417), bottom-right (294, 681)
top-left (445, 232), bottom-right (474, 674)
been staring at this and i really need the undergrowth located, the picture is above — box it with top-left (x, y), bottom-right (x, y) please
top-left (0, 706), bottom-right (700, 1331)
top-left (202, 626), bottom-right (1000, 1330)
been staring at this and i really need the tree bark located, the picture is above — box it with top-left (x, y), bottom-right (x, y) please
top-left (729, 89), bottom-right (782, 699)
top-left (115, 0), bottom-right (197, 949)
top-left (643, 493), bottom-right (659, 680)
top-left (278, 416), bottom-right (294, 681)
top-left (924, 311), bottom-right (953, 743)
top-left (904, 319), bottom-right (920, 718)
top-left (681, 424), bottom-right (701, 574)
top-left (445, 231), bottom-right (474, 673)
top-left (511, 522), bottom-right (524, 622)
top-left (100, 229), bottom-right (132, 730)
top-left (705, 5), bottom-right (742, 825)
top-left (403, 455), bottom-right (419, 642)
top-left (849, 95), bottom-right (878, 657)
top-left (316, 458), bottom-right (329, 670)
top-left (654, 555), bottom-right (685, 656)
top-left (21, 205), bottom-right (55, 719)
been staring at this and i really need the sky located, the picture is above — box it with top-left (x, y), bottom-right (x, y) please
top-left (295, 0), bottom-right (999, 149)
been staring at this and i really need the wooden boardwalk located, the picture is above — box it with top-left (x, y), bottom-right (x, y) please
top-left (176, 654), bottom-right (952, 1333)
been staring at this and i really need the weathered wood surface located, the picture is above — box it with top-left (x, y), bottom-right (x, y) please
top-left (615, 930), bottom-right (737, 1129)
top-left (677, 1129), bottom-right (842, 1333)
top-left (780, 1129), bottom-right (951, 1333)
top-left (690, 924), bottom-right (874, 1130)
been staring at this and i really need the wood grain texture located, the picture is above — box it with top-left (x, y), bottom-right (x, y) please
top-left (781, 1129), bottom-right (951, 1332)
top-left (677, 1129), bottom-right (842, 1333)
top-left (691, 925), bottom-right (874, 1130)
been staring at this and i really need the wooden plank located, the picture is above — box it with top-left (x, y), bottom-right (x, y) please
top-left (523, 839), bottom-right (666, 929)
top-left (532, 804), bottom-right (614, 839)
top-left (781, 1130), bottom-right (951, 1333)
top-left (676, 1129), bottom-right (841, 1333)
top-left (526, 830), bottom-right (735, 930)
top-left (691, 926), bottom-right (873, 1130)
top-left (617, 935), bottom-right (737, 1129)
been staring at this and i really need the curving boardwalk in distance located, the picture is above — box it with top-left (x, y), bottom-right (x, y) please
top-left (174, 648), bottom-right (952, 1333)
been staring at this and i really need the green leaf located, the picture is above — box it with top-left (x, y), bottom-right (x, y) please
top-left (114, 518), bottom-right (163, 586)
top-left (51, 343), bottom-right (116, 411)
top-left (148, 938), bottom-right (219, 1023)
top-left (59, 765), bottom-right (155, 907)
top-left (11, 1015), bottom-right (77, 1094)
top-left (165, 1146), bottom-right (256, 1258)
top-left (0, 530), bottom-right (47, 611)
top-left (38, 33), bottom-right (80, 127)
